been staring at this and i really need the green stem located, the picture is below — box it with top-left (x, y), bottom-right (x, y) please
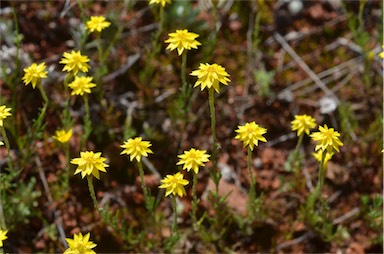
top-left (247, 147), bottom-right (255, 189)
top-left (36, 83), bottom-right (49, 127)
top-left (137, 160), bottom-right (150, 208)
top-left (208, 88), bottom-right (220, 193)
top-left (171, 195), bottom-right (178, 234)
top-left (181, 52), bottom-right (187, 90)
top-left (87, 176), bottom-right (99, 209)
top-left (81, 95), bottom-right (92, 149)
top-left (191, 172), bottom-right (198, 229)
top-left (316, 150), bottom-right (327, 199)
top-left (292, 133), bottom-right (304, 175)
top-left (1, 127), bottom-right (13, 171)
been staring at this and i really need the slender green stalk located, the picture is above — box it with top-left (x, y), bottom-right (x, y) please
top-left (137, 160), bottom-right (150, 208)
top-left (0, 191), bottom-right (6, 229)
top-left (247, 147), bottom-right (255, 188)
top-left (208, 88), bottom-right (221, 193)
top-left (87, 176), bottom-right (98, 209)
top-left (1, 128), bottom-right (13, 172)
top-left (81, 95), bottom-right (92, 148)
top-left (191, 172), bottom-right (198, 230)
top-left (292, 134), bottom-right (304, 175)
top-left (64, 143), bottom-right (70, 192)
top-left (171, 195), bottom-right (178, 234)
top-left (315, 150), bottom-right (327, 199)
top-left (181, 52), bottom-right (187, 91)
top-left (36, 83), bottom-right (49, 127)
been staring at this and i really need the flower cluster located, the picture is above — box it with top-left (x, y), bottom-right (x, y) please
top-left (64, 232), bottom-right (96, 254)
top-left (235, 121), bottom-right (267, 151)
top-left (86, 16), bottom-right (111, 33)
top-left (53, 129), bottom-right (73, 143)
top-left (120, 137), bottom-right (153, 162)
top-left (60, 50), bottom-right (90, 75)
top-left (177, 148), bottom-right (210, 174)
top-left (165, 29), bottom-right (201, 56)
top-left (68, 76), bottom-right (96, 96)
top-left (310, 124), bottom-right (343, 153)
top-left (0, 105), bottom-right (11, 127)
top-left (190, 63), bottom-right (231, 93)
top-left (291, 114), bottom-right (316, 136)
top-left (71, 151), bottom-right (109, 180)
top-left (159, 172), bottom-right (189, 197)
top-left (22, 62), bottom-right (48, 89)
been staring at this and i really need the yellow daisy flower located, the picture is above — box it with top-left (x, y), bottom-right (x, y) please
top-left (177, 148), bottom-right (210, 174)
top-left (310, 124), bottom-right (343, 153)
top-left (71, 151), bottom-right (109, 180)
top-left (235, 121), bottom-right (267, 151)
top-left (64, 232), bottom-right (96, 254)
top-left (159, 172), bottom-right (189, 197)
top-left (0, 141), bottom-right (4, 146)
top-left (165, 29), bottom-right (201, 56)
top-left (149, 0), bottom-right (171, 7)
top-left (312, 150), bottom-right (334, 167)
top-left (53, 129), bottom-right (73, 143)
top-left (120, 137), bottom-right (153, 162)
top-left (190, 63), bottom-right (231, 93)
top-left (86, 16), bottom-right (111, 33)
top-left (68, 76), bottom-right (96, 96)
top-left (291, 114), bottom-right (317, 136)
top-left (22, 62), bottom-right (48, 89)
top-left (60, 50), bottom-right (90, 75)
top-left (0, 105), bottom-right (12, 127)
top-left (0, 229), bottom-right (7, 247)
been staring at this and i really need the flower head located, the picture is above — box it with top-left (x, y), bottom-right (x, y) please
top-left (60, 50), bottom-right (90, 75)
top-left (379, 45), bottom-right (384, 59)
top-left (0, 105), bottom-right (12, 127)
top-left (190, 63), bottom-right (230, 93)
top-left (149, 0), bottom-right (171, 7)
top-left (291, 114), bottom-right (316, 136)
top-left (0, 141), bottom-right (3, 146)
top-left (0, 229), bottom-right (8, 247)
top-left (312, 150), bottom-right (334, 167)
top-left (120, 137), bottom-right (153, 162)
top-left (64, 232), bottom-right (96, 254)
top-left (68, 76), bottom-right (96, 96)
top-left (159, 172), bottom-right (189, 197)
top-left (53, 129), bottom-right (73, 143)
top-left (177, 148), bottom-right (210, 174)
top-left (71, 151), bottom-right (109, 179)
top-left (310, 124), bottom-right (343, 153)
top-left (22, 62), bottom-right (48, 89)
top-left (165, 29), bottom-right (201, 56)
top-left (86, 16), bottom-right (111, 33)
top-left (235, 121), bottom-right (267, 151)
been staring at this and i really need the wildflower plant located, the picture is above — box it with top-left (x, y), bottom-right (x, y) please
top-left (71, 151), bottom-right (109, 208)
top-left (235, 121), bottom-right (267, 202)
top-left (120, 137), bottom-right (155, 211)
top-left (165, 29), bottom-right (201, 115)
top-left (191, 63), bottom-right (230, 193)
top-left (64, 232), bottom-right (96, 254)
top-left (177, 148), bottom-right (209, 229)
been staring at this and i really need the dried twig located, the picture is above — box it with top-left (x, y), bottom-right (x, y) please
top-left (333, 207), bottom-right (360, 225)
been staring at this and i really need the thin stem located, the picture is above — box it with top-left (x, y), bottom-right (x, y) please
top-left (208, 88), bottom-right (220, 193)
top-left (181, 52), bottom-right (187, 90)
top-left (137, 160), bottom-right (150, 208)
top-left (1, 127), bottom-right (13, 171)
top-left (247, 147), bottom-right (255, 189)
top-left (191, 172), bottom-right (198, 229)
top-left (86, 176), bottom-right (99, 209)
top-left (81, 95), bottom-right (92, 149)
top-left (292, 133), bottom-right (304, 175)
top-left (36, 83), bottom-right (49, 127)
top-left (316, 150), bottom-right (327, 198)
top-left (171, 195), bottom-right (178, 234)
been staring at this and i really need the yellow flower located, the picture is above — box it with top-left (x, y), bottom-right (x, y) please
top-left (177, 148), bottom-right (210, 174)
top-left (291, 114), bottom-right (316, 136)
top-left (310, 124), bottom-right (343, 153)
top-left (190, 63), bottom-right (230, 93)
top-left (86, 16), bottom-right (111, 33)
top-left (0, 141), bottom-right (3, 146)
top-left (53, 129), bottom-right (73, 143)
top-left (0, 105), bottom-right (12, 127)
top-left (235, 121), bottom-right (267, 151)
top-left (312, 150), bottom-right (333, 167)
top-left (22, 62), bottom-right (48, 89)
top-left (149, 0), bottom-right (171, 7)
top-left (68, 76), bottom-right (96, 96)
top-left (0, 229), bottom-right (7, 247)
top-left (120, 137), bottom-right (153, 162)
top-left (60, 50), bottom-right (90, 75)
top-left (165, 29), bottom-right (201, 56)
top-left (64, 232), bottom-right (96, 254)
top-left (379, 45), bottom-right (384, 59)
top-left (159, 172), bottom-right (189, 197)
top-left (71, 151), bottom-right (109, 180)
